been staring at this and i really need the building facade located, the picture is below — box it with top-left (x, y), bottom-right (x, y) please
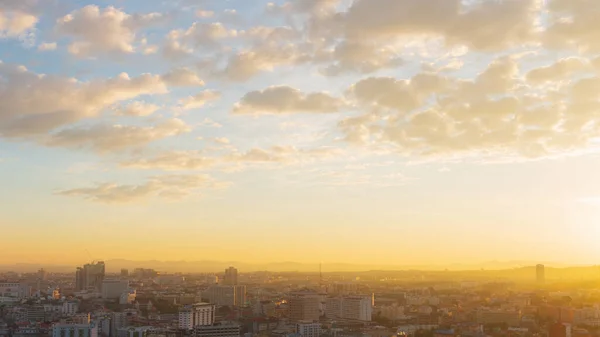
top-left (288, 292), bottom-right (321, 322)
top-left (193, 324), bottom-right (240, 337)
top-left (179, 303), bottom-right (216, 330)
top-left (296, 322), bottom-right (321, 337)
top-left (325, 295), bottom-right (372, 321)
top-left (52, 323), bottom-right (98, 337)
top-left (204, 286), bottom-right (246, 307)
top-left (102, 280), bottom-right (129, 299)
top-left (223, 267), bottom-right (238, 286)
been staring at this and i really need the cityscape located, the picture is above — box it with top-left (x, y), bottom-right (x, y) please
top-left (3, 1), bottom-right (600, 337)
top-left (2, 262), bottom-right (600, 337)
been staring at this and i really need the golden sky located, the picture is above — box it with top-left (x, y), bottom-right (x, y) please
top-left (2, 0), bottom-right (600, 267)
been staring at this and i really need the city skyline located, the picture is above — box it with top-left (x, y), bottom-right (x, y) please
top-left (3, 0), bottom-right (600, 266)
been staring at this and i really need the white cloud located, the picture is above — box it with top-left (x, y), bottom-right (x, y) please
top-left (181, 90), bottom-right (221, 110)
top-left (0, 3), bottom-right (37, 38)
top-left (161, 67), bottom-right (205, 87)
top-left (233, 86), bottom-right (344, 114)
top-left (37, 42), bottom-right (57, 51)
top-left (121, 151), bottom-right (215, 171)
top-left (0, 62), bottom-right (168, 139)
top-left (212, 137), bottom-right (230, 145)
top-left (57, 174), bottom-right (228, 204)
top-left (195, 10), bottom-right (214, 18)
top-left (46, 118), bottom-right (190, 153)
top-left (56, 5), bottom-right (165, 56)
top-left (115, 101), bottom-right (160, 117)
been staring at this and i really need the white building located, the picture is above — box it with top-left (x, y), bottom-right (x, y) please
top-left (296, 322), bottom-right (321, 337)
top-left (178, 303), bottom-right (215, 330)
top-left (194, 323), bottom-right (240, 337)
top-left (325, 295), bottom-right (372, 321)
top-left (62, 301), bottom-right (79, 316)
top-left (0, 282), bottom-right (30, 300)
top-left (117, 327), bottom-right (153, 337)
top-left (102, 280), bottom-right (130, 299)
top-left (52, 323), bottom-right (98, 337)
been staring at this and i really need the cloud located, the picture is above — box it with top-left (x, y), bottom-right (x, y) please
top-left (161, 67), bottom-right (205, 87)
top-left (56, 5), bottom-right (165, 56)
top-left (0, 1), bottom-right (38, 38)
top-left (320, 41), bottom-right (404, 76)
top-left (162, 22), bottom-right (236, 59)
top-left (115, 101), bottom-right (160, 117)
top-left (545, 0), bottom-right (600, 52)
top-left (0, 62), bottom-right (168, 139)
top-left (45, 119), bottom-right (190, 153)
top-left (338, 55), bottom-right (600, 160)
top-left (340, 0), bottom-right (540, 51)
top-left (181, 90), bottom-right (221, 110)
top-left (37, 42), bottom-right (57, 51)
top-left (197, 118), bottom-right (222, 128)
top-left (57, 174), bottom-right (228, 204)
top-left (212, 137), bottom-right (230, 145)
top-left (121, 151), bottom-right (214, 171)
top-left (195, 10), bottom-right (214, 18)
top-left (525, 57), bottom-right (589, 83)
top-left (233, 86), bottom-right (344, 114)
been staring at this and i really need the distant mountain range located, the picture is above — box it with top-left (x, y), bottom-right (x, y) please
top-left (0, 259), bottom-right (593, 274)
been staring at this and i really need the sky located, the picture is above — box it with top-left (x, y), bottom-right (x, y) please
top-left (2, 0), bottom-right (600, 268)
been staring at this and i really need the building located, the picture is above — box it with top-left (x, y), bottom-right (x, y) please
top-left (537, 264), bottom-right (545, 284)
top-left (38, 268), bottom-right (48, 281)
top-left (288, 292), bottom-right (321, 322)
top-left (206, 275), bottom-right (219, 285)
top-left (379, 304), bottom-right (405, 321)
top-left (102, 279), bottom-right (129, 299)
top-left (328, 283), bottom-right (359, 296)
top-left (194, 323), bottom-right (240, 337)
top-left (76, 262), bottom-right (106, 291)
top-left (117, 327), bottom-right (153, 337)
top-left (204, 286), bottom-right (246, 307)
top-left (52, 323), bottom-right (98, 337)
top-left (325, 295), bottom-right (372, 321)
top-left (550, 323), bottom-right (568, 337)
top-left (73, 313), bottom-right (91, 324)
top-left (223, 267), bottom-right (238, 286)
top-left (121, 269), bottom-right (129, 277)
top-left (111, 310), bottom-right (138, 337)
top-left (296, 322), bottom-right (321, 337)
top-left (476, 309), bottom-right (521, 326)
top-left (62, 301), bottom-right (79, 316)
top-left (26, 305), bottom-right (46, 322)
top-left (179, 303), bottom-right (216, 330)
top-left (0, 282), bottom-right (31, 300)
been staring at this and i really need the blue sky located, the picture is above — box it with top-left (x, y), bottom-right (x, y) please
top-left (2, 0), bottom-right (600, 266)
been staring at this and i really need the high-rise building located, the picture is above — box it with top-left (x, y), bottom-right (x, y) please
top-left (325, 295), bottom-right (372, 321)
top-left (121, 269), bottom-right (129, 277)
top-left (76, 262), bottom-right (106, 292)
top-left (223, 267), bottom-right (238, 286)
top-left (38, 268), bottom-right (48, 281)
top-left (288, 292), bottom-right (321, 322)
top-left (52, 323), bottom-right (98, 337)
top-left (296, 322), bottom-right (321, 337)
top-left (178, 303), bottom-right (216, 330)
top-left (102, 279), bottom-right (129, 299)
top-left (204, 285), bottom-right (246, 307)
top-left (537, 264), bottom-right (545, 284)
